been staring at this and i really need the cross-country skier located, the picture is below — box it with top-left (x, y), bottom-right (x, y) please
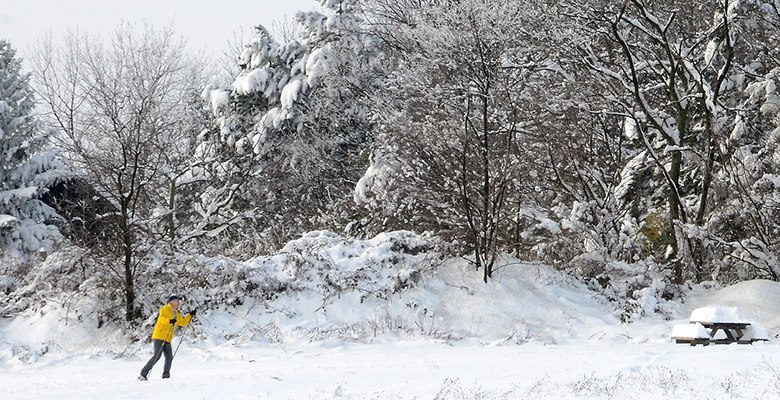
top-left (139, 295), bottom-right (196, 380)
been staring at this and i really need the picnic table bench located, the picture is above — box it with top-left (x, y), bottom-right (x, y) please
top-left (672, 306), bottom-right (769, 346)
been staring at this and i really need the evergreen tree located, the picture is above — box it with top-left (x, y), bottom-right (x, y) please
top-left (199, 0), bottom-right (383, 252)
top-left (0, 40), bottom-right (65, 264)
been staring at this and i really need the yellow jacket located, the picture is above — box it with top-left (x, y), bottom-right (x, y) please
top-left (151, 303), bottom-right (192, 342)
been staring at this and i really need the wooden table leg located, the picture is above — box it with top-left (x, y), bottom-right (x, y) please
top-left (708, 327), bottom-right (719, 339)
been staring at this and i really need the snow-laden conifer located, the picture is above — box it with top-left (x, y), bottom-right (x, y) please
top-left (0, 40), bottom-right (65, 265)
top-left (199, 1), bottom-right (383, 252)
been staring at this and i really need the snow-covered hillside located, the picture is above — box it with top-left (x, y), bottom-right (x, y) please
top-left (3, 231), bottom-right (780, 399)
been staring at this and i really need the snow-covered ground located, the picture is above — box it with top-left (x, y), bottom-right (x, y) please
top-left (4, 338), bottom-right (780, 399)
top-left (3, 233), bottom-right (780, 399)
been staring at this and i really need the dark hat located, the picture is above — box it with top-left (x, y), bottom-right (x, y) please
top-left (168, 295), bottom-right (181, 302)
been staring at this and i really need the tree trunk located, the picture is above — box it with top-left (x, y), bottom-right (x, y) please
top-left (121, 199), bottom-right (136, 321)
top-left (481, 90), bottom-right (492, 283)
top-left (124, 247), bottom-right (135, 321)
top-left (669, 150), bottom-right (684, 284)
top-left (168, 178), bottom-right (177, 241)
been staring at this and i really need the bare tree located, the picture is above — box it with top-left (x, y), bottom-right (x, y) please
top-left (569, 0), bottom-right (744, 283)
top-left (361, 0), bottom-right (551, 282)
top-left (31, 24), bottom-right (208, 321)
top-left (560, 0), bottom-right (780, 285)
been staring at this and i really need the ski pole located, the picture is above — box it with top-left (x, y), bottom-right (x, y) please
top-left (172, 321), bottom-right (191, 359)
top-left (172, 309), bottom-right (197, 360)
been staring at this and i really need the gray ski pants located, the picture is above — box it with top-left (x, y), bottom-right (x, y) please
top-left (140, 339), bottom-right (173, 378)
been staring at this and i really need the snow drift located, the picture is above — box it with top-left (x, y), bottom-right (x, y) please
top-left (4, 231), bottom-right (780, 399)
top-left (2, 230), bottom-right (780, 365)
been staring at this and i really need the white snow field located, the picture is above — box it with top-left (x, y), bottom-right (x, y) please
top-left (4, 251), bottom-right (780, 399)
top-left (4, 339), bottom-right (780, 399)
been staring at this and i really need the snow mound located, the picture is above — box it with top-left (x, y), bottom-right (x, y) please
top-left (405, 258), bottom-right (619, 344)
top-left (5, 230), bottom-right (780, 368)
top-left (744, 323), bottom-right (771, 341)
top-left (671, 322), bottom-right (709, 339)
top-left (689, 306), bottom-right (750, 324)
top-left (190, 232), bottom-right (621, 347)
top-left (0, 298), bottom-right (129, 366)
top-left (683, 279), bottom-right (780, 335)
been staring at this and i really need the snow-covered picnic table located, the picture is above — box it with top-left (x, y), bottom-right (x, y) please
top-left (672, 306), bottom-right (769, 346)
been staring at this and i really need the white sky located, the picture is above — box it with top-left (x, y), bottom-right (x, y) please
top-left (0, 0), bottom-right (319, 64)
